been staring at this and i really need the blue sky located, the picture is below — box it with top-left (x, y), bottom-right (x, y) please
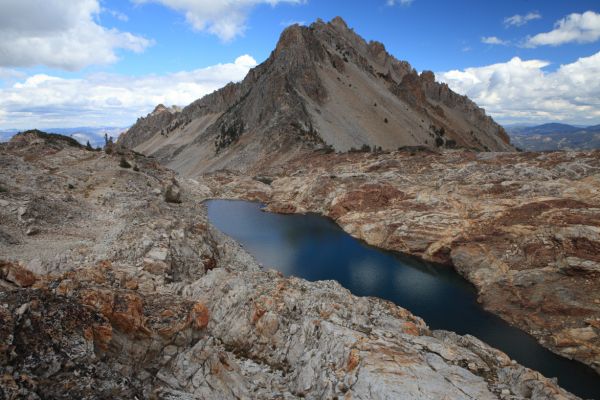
top-left (1, 0), bottom-right (599, 131)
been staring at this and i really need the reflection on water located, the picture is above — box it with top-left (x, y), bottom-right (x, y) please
top-left (206, 200), bottom-right (600, 400)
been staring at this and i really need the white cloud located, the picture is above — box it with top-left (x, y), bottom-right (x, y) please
top-left (0, 0), bottom-right (152, 70)
top-left (0, 55), bottom-right (258, 129)
top-left (133, 0), bottom-right (305, 42)
top-left (504, 12), bottom-right (541, 27)
top-left (437, 52), bottom-right (600, 125)
top-left (481, 36), bottom-right (509, 45)
top-left (387, 0), bottom-right (414, 6)
top-left (280, 20), bottom-right (306, 27)
top-left (525, 11), bottom-right (600, 47)
top-left (103, 8), bottom-right (129, 22)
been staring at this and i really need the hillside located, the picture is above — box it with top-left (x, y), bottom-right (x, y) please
top-left (118, 17), bottom-right (513, 175)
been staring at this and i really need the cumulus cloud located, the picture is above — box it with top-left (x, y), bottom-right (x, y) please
top-left (525, 11), bottom-right (600, 47)
top-left (0, 55), bottom-right (258, 129)
top-left (504, 12), bottom-right (541, 27)
top-left (387, 0), bottom-right (414, 6)
top-left (481, 36), bottom-right (509, 45)
top-left (0, 0), bottom-right (152, 70)
top-left (133, 0), bottom-right (305, 42)
top-left (437, 52), bottom-right (600, 124)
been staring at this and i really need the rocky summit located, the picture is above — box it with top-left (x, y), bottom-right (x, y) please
top-left (118, 17), bottom-right (513, 175)
top-left (0, 131), bottom-right (584, 399)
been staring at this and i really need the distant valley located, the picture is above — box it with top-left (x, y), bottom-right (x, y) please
top-left (507, 123), bottom-right (600, 151)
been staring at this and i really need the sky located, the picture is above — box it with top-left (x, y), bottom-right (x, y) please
top-left (1, 0), bottom-right (599, 132)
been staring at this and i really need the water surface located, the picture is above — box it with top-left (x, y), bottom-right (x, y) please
top-left (206, 200), bottom-right (600, 399)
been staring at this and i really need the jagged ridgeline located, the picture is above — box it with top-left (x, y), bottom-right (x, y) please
top-left (118, 17), bottom-right (513, 175)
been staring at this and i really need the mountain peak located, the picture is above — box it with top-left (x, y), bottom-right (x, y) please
top-left (330, 16), bottom-right (349, 30)
top-left (152, 104), bottom-right (168, 114)
top-left (119, 17), bottom-right (513, 175)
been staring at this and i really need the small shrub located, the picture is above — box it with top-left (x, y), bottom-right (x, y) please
top-left (164, 181), bottom-right (182, 204)
top-left (384, 118), bottom-right (388, 124)
top-left (119, 157), bottom-right (132, 169)
top-left (0, 185), bottom-right (7, 193)
top-left (255, 176), bottom-right (273, 185)
top-left (133, 164), bottom-right (140, 172)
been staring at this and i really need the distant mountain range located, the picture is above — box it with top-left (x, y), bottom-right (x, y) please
top-left (0, 126), bottom-right (127, 148)
top-left (506, 123), bottom-right (600, 151)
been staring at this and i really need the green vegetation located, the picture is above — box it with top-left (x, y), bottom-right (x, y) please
top-left (323, 144), bottom-right (335, 154)
top-left (119, 157), bottom-right (132, 169)
top-left (215, 120), bottom-right (245, 153)
top-left (349, 144), bottom-right (372, 153)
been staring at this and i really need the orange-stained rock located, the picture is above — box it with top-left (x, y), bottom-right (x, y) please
top-left (330, 184), bottom-right (406, 220)
top-left (346, 349), bottom-right (360, 372)
top-left (190, 302), bottom-right (210, 329)
top-left (251, 304), bottom-right (267, 324)
top-left (0, 261), bottom-right (37, 287)
top-left (110, 292), bottom-right (149, 335)
top-left (402, 322), bottom-right (421, 336)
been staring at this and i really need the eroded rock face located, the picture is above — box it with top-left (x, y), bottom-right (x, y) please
top-left (0, 133), bottom-right (578, 398)
top-left (204, 149), bottom-right (600, 375)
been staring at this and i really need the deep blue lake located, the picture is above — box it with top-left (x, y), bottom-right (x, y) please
top-left (206, 199), bottom-right (600, 399)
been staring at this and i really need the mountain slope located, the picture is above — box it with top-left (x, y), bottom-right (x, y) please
top-left (119, 17), bottom-right (513, 175)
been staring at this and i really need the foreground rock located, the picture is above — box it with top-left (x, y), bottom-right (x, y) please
top-left (204, 149), bottom-right (600, 375)
top-left (0, 132), bottom-right (578, 398)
